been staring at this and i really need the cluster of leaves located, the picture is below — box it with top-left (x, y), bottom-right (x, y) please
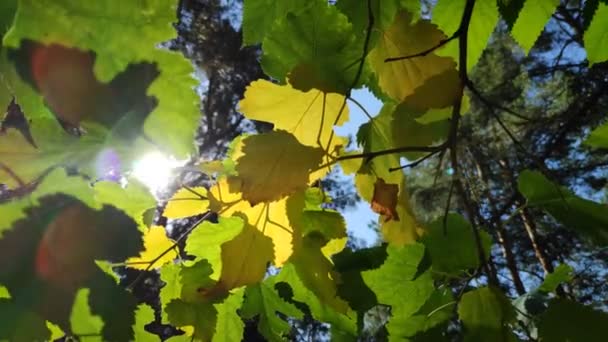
top-left (0, 0), bottom-right (608, 341)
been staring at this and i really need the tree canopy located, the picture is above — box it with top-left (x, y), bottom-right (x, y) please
top-left (1, 0), bottom-right (608, 341)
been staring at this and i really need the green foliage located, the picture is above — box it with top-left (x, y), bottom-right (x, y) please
top-left (518, 170), bottom-right (608, 245)
top-left (1, 0), bottom-right (608, 340)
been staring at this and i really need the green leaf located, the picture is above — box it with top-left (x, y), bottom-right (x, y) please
top-left (458, 287), bottom-right (517, 342)
top-left (0, 169), bottom-right (97, 235)
top-left (538, 299), bottom-right (608, 342)
top-left (277, 262), bottom-right (357, 336)
top-left (509, 0), bottom-right (560, 54)
top-left (261, 0), bottom-right (366, 93)
top-left (538, 264), bottom-right (574, 293)
top-left (212, 288), bottom-right (245, 342)
top-left (362, 243), bottom-right (436, 341)
top-left (392, 288), bottom-right (454, 340)
top-left (336, 0), bottom-right (418, 34)
top-left (159, 263), bottom-right (182, 324)
top-left (301, 209), bottom-right (347, 240)
top-left (185, 217), bottom-right (245, 279)
top-left (584, 3), bottom-right (608, 65)
top-left (0, 299), bottom-right (50, 341)
top-left (166, 299), bottom-right (217, 341)
top-left (4, 0), bottom-right (198, 158)
top-left (70, 289), bottom-right (103, 340)
top-left (242, 0), bottom-right (309, 45)
top-left (585, 122), bottom-right (608, 148)
top-left (133, 304), bottom-right (160, 342)
top-left (93, 179), bottom-right (156, 230)
top-left (432, 0), bottom-right (499, 70)
top-left (518, 170), bottom-right (608, 246)
top-left (0, 0), bottom-right (16, 38)
top-left (391, 102), bottom-right (449, 159)
top-left (423, 213), bottom-right (492, 276)
top-left (356, 103), bottom-right (403, 184)
top-left (497, 0), bottom-right (526, 29)
top-left (242, 281), bottom-right (303, 341)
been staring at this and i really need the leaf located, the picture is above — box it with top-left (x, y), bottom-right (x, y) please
top-left (5, 0), bottom-right (199, 158)
top-left (518, 170), bottom-right (608, 246)
top-left (185, 216), bottom-right (273, 291)
top-left (277, 263), bottom-right (357, 336)
top-left (585, 121), bottom-right (608, 148)
top-left (391, 288), bottom-right (454, 340)
top-left (159, 263), bottom-right (182, 324)
top-left (585, 3), bottom-right (608, 65)
top-left (423, 213), bottom-right (492, 276)
top-left (93, 179), bottom-right (156, 229)
top-left (458, 287), bottom-right (516, 342)
top-left (337, 0), bottom-right (418, 33)
top-left (209, 177), bottom-right (304, 265)
top-left (391, 102), bottom-right (449, 160)
top-left (241, 281), bottom-right (304, 341)
top-left (332, 246), bottom-right (388, 312)
top-left (497, 0), bottom-right (526, 29)
top-left (356, 103), bottom-right (402, 184)
top-left (70, 289), bottom-right (103, 340)
top-left (212, 288), bottom-right (245, 342)
top-left (242, 0), bottom-right (309, 45)
top-left (301, 209), bottom-right (347, 240)
top-left (433, 0), bottom-right (499, 70)
top-left (538, 299), bottom-right (608, 342)
top-left (369, 11), bottom-right (455, 102)
top-left (126, 226), bottom-right (177, 270)
top-left (0, 299), bottom-right (50, 341)
top-left (371, 178), bottom-right (400, 221)
top-left (233, 130), bottom-right (324, 204)
top-left (0, 194), bottom-right (143, 341)
top-left (133, 304), bottom-right (160, 342)
top-left (185, 217), bottom-right (244, 278)
top-left (163, 187), bottom-right (209, 220)
top-left (509, 0), bottom-right (560, 54)
top-left (261, 0), bottom-right (365, 93)
top-left (166, 299), bottom-right (217, 342)
top-left (239, 79), bottom-right (349, 150)
top-left (0, 169), bottom-right (98, 235)
top-left (538, 263), bottom-right (573, 293)
top-left (362, 243), bottom-right (435, 341)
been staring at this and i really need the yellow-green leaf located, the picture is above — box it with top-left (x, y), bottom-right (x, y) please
top-left (127, 226), bottom-right (177, 270)
top-left (233, 130), bottom-right (324, 205)
top-left (164, 186), bottom-right (209, 219)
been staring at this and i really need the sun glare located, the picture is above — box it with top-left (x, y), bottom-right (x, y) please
top-left (131, 151), bottom-right (184, 193)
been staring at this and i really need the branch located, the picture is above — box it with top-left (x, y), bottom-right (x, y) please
top-left (389, 149), bottom-right (441, 172)
top-left (127, 211), bottom-right (213, 290)
top-left (385, 28), bottom-right (461, 63)
top-left (464, 77), bottom-right (534, 122)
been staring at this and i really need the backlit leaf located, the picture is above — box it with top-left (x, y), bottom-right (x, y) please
top-left (584, 3), bottom-right (608, 64)
top-left (127, 226), bottom-right (177, 270)
top-left (239, 79), bottom-right (349, 150)
top-left (538, 263), bottom-right (574, 293)
top-left (369, 11), bottom-right (454, 102)
top-left (509, 0), bottom-right (560, 54)
top-left (70, 289), bottom-right (103, 340)
top-left (163, 186), bottom-right (209, 219)
top-left (233, 130), bottom-right (324, 204)
top-left (518, 170), bottom-right (608, 246)
top-left (458, 287), bottom-right (517, 342)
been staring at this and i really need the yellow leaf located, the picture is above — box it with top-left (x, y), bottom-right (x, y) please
top-left (163, 187), bottom-right (209, 219)
top-left (127, 226), bottom-right (177, 270)
top-left (209, 178), bottom-right (304, 266)
top-left (239, 80), bottom-right (349, 151)
top-left (370, 11), bottom-right (455, 102)
top-left (233, 131), bottom-right (324, 204)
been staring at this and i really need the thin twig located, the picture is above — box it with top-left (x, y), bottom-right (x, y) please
top-left (465, 77), bottom-right (534, 122)
top-left (385, 29), bottom-right (461, 62)
top-left (389, 149), bottom-right (441, 172)
top-left (127, 211), bottom-right (213, 290)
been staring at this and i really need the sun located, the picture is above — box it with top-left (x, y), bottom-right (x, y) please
top-left (131, 151), bottom-right (185, 193)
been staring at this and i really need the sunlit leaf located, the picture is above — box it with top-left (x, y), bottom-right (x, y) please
top-left (239, 79), bottom-right (349, 151)
top-left (509, 0), bottom-right (560, 54)
top-left (133, 304), bottom-right (160, 342)
top-left (584, 3), bottom-right (608, 65)
top-left (164, 186), bottom-right (209, 219)
top-left (233, 130), bottom-right (324, 204)
top-left (70, 289), bottom-right (103, 340)
top-left (458, 287), bottom-right (517, 342)
top-left (212, 288), bottom-right (245, 342)
top-left (538, 263), bottom-right (573, 293)
top-left (585, 122), bottom-right (608, 148)
top-left (127, 226), bottom-right (177, 270)
top-left (242, 0), bottom-right (309, 46)
top-left (369, 11), bottom-right (454, 102)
